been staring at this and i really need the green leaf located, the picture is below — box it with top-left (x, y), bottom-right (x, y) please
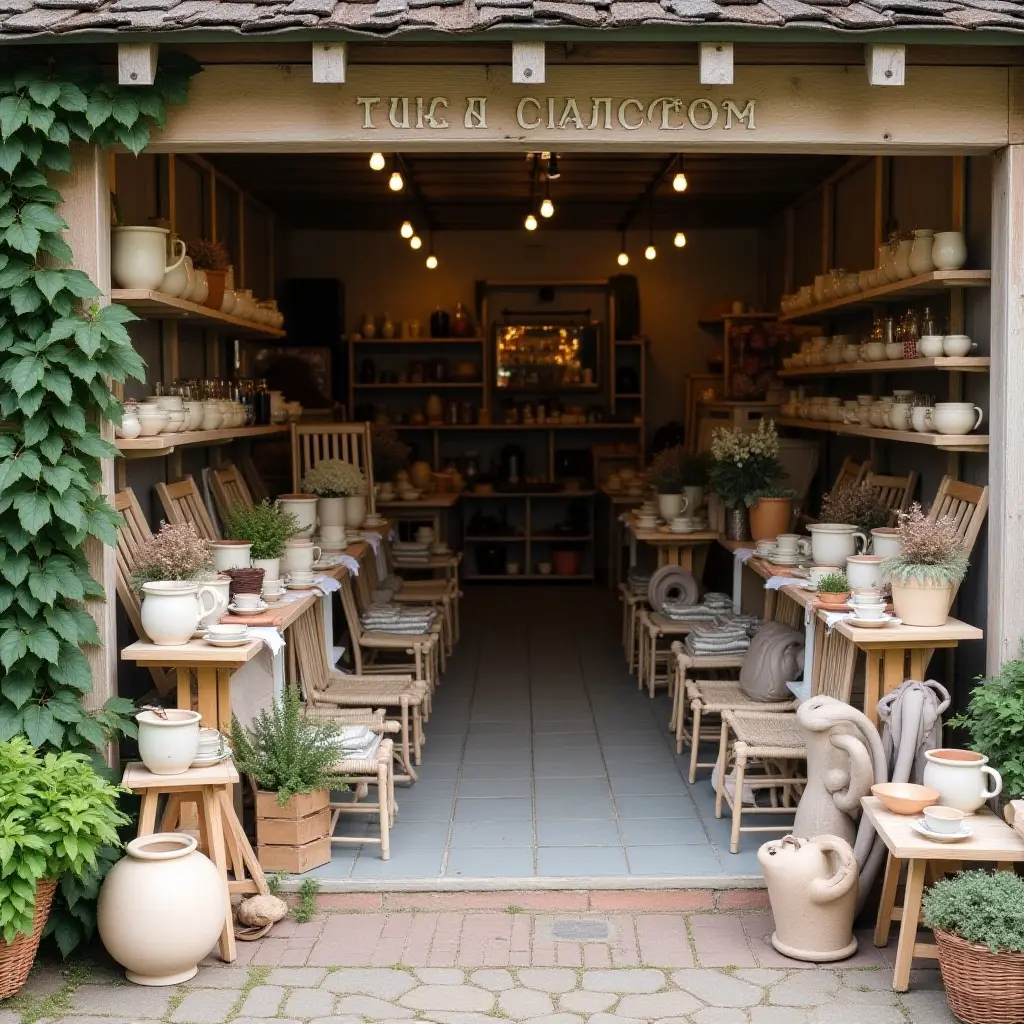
top-left (20, 203), bottom-right (65, 233)
top-left (0, 628), bottom-right (26, 669)
top-left (48, 695), bottom-right (84, 723)
top-left (73, 433), bottom-right (116, 460)
top-left (73, 714), bottom-right (106, 750)
top-left (49, 491), bottom-right (84, 530)
top-left (111, 95), bottom-right (139, 127)
top-left (14, 491), bottom-right (50, 534)
top-left (38, 231), bottom-right (73, 263)
top-left (4, 220), bottom-right (40, 255)
top-left (16, 450), bottom-right (41, 480)
top-left (25, 628), bottom-right (58, 663)
top-left (116, 121), bottom-right (149, 157)
top-left (22, 704), bottom-right (53, 747)
top-left (38, 434), bottom-right (63, 464)
top-left (25, 105), bottom-right (55, 135)
top-left (10, 283), bottom-right (42, 316)
top-left (9, 356), bottom-right (43, 396)
top-left (45, 465), bottom-right (73, 494)
top-left (56, 82), bottom-right (87, 113)
top-left (27, 566), bottom-right (57, 606)
top-left (47, 121), bottom-right (69, 146)
top-left (27, 81), bottom-right (60, 107)
top-left (22, 416), bottom-right (48, 447)
top-left (73, 321), bottom-right (103, 358)
top-left (99, 303), bottom-right (138, 325)
top-left (62, 271), bottom-right (99, 300)
top-left (51, 645), bottom-right (91, 692)
top-left (52, 404), bottom-right (86, 434)
top-left (0, 552), bottom-right (28, 587)
top-left (49, 560), bottom-right (84, 602)
top-left (1, 673), bottom-right (33, 708)
top-left (0, 705), bottom-right (23, 743)
top-left (0, 95), bottom-right (29, 139)
top-left (0, 258), bottom-right (32, 289)
top-left (84, 94), bottom-right (113, 128)
top-left (70, 605), bottom-right (99, 644)
top-left (0, 137), bottom-right (22, 173)
top-left (33, 269), bottom-right (66, 303)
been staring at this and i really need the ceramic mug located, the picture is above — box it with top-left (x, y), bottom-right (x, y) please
top-left (911, 406), bottom-right (933, 433)
top-left (283, 539), bottom-right (322, 574)
top-left (233, 593), bottom-right (261, 610)
top-left (923, 806), bottom-right (965, 835)
top-left (776, 534), bottom-right (811, 556)
top-left (871, 528), bottom-right (901, 557)
top-left (851, 602), bottom-right (886, 620)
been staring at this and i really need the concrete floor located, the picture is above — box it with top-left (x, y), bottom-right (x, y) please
top-left (313, 585), bottom-right (767, 885)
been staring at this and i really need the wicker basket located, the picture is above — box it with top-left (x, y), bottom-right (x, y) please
top-left (935, 928), bottom-right (1024, 1024)
top-left (0, 879), bottom-right (57, 1000)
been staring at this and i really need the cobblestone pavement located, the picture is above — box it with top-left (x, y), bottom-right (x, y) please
top-left (6, 900), bottom-right (956, 1024)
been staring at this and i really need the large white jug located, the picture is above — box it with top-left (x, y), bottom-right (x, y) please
top-left (140, 581), bottom-right (226, 646)
top-left (112, 226), bottom-right (186, 291)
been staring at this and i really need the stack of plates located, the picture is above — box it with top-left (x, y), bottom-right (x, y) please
top-left (204, 623), bottom-right (251, 647)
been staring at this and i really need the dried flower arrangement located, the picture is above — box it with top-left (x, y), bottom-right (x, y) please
top-left (131, 522), bottom-right (213, 589)
top-left (820, 483), bottom-right (893, 534)
top-left (882, 502), bottom-right (969, 586)
top-left (188, 239), bottom-right (230, 272)
top-left (646, 447), bottom-right (712, 494)
top-left (708, 419), bottom-right (788, 509)
top-left (225, 500), bottom-right (300, 560)
top-left (301, 459), bottom-right (366, 498)
top-left (371, 424), bottom-right (410, 484)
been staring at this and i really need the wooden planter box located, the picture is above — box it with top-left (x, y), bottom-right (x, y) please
top-left (256, 789), bottom-right (331, 873)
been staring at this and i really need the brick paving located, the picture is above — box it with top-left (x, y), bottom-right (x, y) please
top-left (10, 904), bottom-right (956, 1024)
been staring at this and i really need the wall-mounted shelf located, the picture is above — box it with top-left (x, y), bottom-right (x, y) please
top-left (776, 417), bottom-right (988, 452)
top-left (354, 382), bottom-right (484, 390)
top-left (350, 336), bottom-right (486, 344)
top-left (778, 270), bottom-right (991, 323)
top-left (779, 356), bottom-right (990, 378)
top-left (116, 425), bottom-right (289, 458)
top-left (392, 423), bottom-right (642, 431)
top-left (112, 290), bottom-right (286, 338)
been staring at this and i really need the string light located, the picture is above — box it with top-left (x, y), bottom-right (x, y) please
top-left (540, 197), bottom-right (554, 218)
top-left (672, 157), bottom-right (687, 192)
top-left (645, 244), bottom-right (657, 260)
top-left (617, 251), bottom-right (630, 267)
top-left (400, 220), bottom-right (414, 239)
top-left (369, 152), bottom-right (386, 171)
top-left (388, 169), bottom-right (404, 192)
top-left (426, 253), bottom-right (438, 269)
top-left (525, 213), bottom-right (538, 231)
top-left (410, 235), bottom-right (422, 250)
top-left (674, 231), bottom-right (687, 248)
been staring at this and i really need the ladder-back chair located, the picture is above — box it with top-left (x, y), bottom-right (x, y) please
top-left (240, 457), bottom-right (270, 503)
top-left (929, 476), bottom-right (989, 557)
top-left (833, 457), bottom-right (870, 493)
top-left (156, 477), bottom-right (219, 541)
top-left (291, 422), bottom-right (376, 514)
top-left (864, 470), bottom-right (918, 519)
top-left (291, 603), bottom-right (427, 781)
top-left (210, 464), bottom-right (254, 525)
top-left (114, 488), bottom-right (174, 695)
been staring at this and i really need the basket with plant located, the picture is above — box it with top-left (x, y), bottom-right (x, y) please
top-left (131, 521), bottom-right (213, 590)
top-left (188, 239), bottom-right (231, 309)
top-left (815, 570), bottom-right (851, 608)
top-left (820, 482), bottom-right (894, 534)
top-left (882, 502), bottom-right (968, 626)
top-left (922, 870), bottom-right (1024, 1024)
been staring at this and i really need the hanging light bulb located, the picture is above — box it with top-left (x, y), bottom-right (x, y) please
top-left (410, 234), bottom-right (422, 250)
top-left (389, 169), bottom-right (404, 192)
top-left (645, 244), bottom-right (657, 261)
top-left (674, 231), bottom-right (687, 248)
top-left (400, 220), bottom-right (414, 239)
top-left (540, 197), bottom-right (554, 219)
top-left (524, 213), bottom-right (538, 231)
top-left (617, 251), bottom-right (630, 267)
top-left (672, 171), bottom-right (688, 192)
top-left (369, 152), bottom-right (386, 171)
top-left (426, 253), bottom-right (438, 270)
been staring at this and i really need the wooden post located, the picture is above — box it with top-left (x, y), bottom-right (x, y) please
top-left (118, 43), bottom-right (158, 86)
top-left (56, 146), bottom-right (117, 716)
top-left (699, 43), bottom-right (734, 86)
top-left (512, 42), bottom-right (545, 85)
top-left (312, 42), bottom-right (347, 84)
top-left (988, 137), bottom-right (1024, 670)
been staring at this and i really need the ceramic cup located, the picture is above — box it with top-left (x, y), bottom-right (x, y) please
top-left (943, 334), bottom-right (975, 357)
top-left (911, 406), bottom-right (933, 433)
top-left (917, 335), bottom-right (945, 358)
top-left (205, 624), bottom-right (246, 640)
top-left (776, 534), bottom-right (811, 556)
top-left (507, 562), bottom-right (521, 576)
top-left (289, 570), bottom-right (314, 582)
top-left (923, 805), bottom-right (966, 835)
top-left (930, 402), bottom-right (984, 436)
top-left (233, 593), bottom-right (261, 610)
top-left (537, 562), bottom-right (552, 575)
top-left (852, 603), bottom-right (887, 620)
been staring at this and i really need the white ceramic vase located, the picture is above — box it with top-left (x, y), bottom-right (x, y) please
top-left (279, 495), bottom-right (319, 537)
top-left (98, 833), bottom-right (227, 985)
top-left (317, 496), bottom-right (346, 533)
top-left (112, 227), bottom-right (186, 291)
top-left (160, 252), bottom-right (194, 298)
top-left (892, 238), bottom-right (913, 280)
top-left (922, 748), bottom-right (1002, 814)
top-left (136, 708), bottom-right (201, 775)
top-left (140, 581), bottom-right (225, 646)
top-left (211, 540), bottom-right (251, 572)
top-left (251, 557), bottom-right (281, 583)
top-left (807, 524), bottom-right (867, 566)
top-left (908, 229), bottom-right (935, 275)
top-left (845, 554), bottom-right (885, 590)
top-left (870, 528), bottom-right (901, 557)
top-left (344, 494), bottom-right (368, 529)
top-left (932, 231), bottom-right (967, 271)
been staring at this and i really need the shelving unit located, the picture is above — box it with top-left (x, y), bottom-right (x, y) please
top-left (112, 290), bottom-right (286, 338)
top-left (775, 417), bottom-right (988, 452)
top-left (779, 356), bottom-right (989, 378)
top-left (116, 425), bottom-right (289, 459)
top-left (353, 382), bottom-right (484, 390)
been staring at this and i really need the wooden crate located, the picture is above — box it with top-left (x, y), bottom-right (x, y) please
top-left (256, 789), bottom-right (331, 873)
top-left (257, 836), bottom-right (331, 873)
top-left (258, 806), bottom-right (331, 847)
top-left (256, 789), bottom-right (329, 821)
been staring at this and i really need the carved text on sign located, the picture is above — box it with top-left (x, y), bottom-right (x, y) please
top-left (355, 96), bottom-right (757, 132)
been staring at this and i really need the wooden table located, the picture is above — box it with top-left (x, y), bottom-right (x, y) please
top-left (603, 490), bottom-right (645, 588)
top-left (862, 795), bottom-right (1024, 991)
top-left (378, 494), bottom-right (459, 542)
top-left (624, 513), bottom-right (718, 569)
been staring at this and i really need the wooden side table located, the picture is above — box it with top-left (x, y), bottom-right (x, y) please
top-left (861, 795), bottom-right (1024, 992)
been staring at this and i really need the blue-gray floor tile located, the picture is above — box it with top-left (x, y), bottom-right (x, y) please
top-left (384, 820), bottom-right (451, 848)
top-left (445, 847), bottom-right (535, 878)
top-left (535, 795), bottom-right (615, 820)
top-left (460, 761), bottom-right (535, 780)
top-left (618, 816), bottom-right (710, 846)
top-left (611, 775), bottom-right (690, 797)
top-left (534, 778), bottom-right (611, 801)
top-left (533, 760), bottom-right (607, 778)
top-left (453, 797), bottom-right (534, 822)
top-left (536, 819), bottom-right (622, 847)
top-left (450, 820), bottom-right (536, 848)
top-left (626, 844), bottom-right (723, 876)
top-left (351, 848), bottom-right (446, 878)
top-left (457, 776), bottom-right (533, 799)
top-left (537, 846), bottom-right (629, 876)
top-left (399, 798), bottom-right (456, 822)
top-left (616, 795), bottom-right (699, 819)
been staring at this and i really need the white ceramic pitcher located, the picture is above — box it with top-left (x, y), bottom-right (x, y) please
top-left (112, 227), bottom-right (186, 291)
top-left (807, 523), bottom-right (867, 566)
top-left (923, 748), bottom-right (1002, 814)
top-left (140, 581), bottom-right (226, 646)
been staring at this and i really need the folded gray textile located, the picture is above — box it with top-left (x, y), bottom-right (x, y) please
top-left (659, 592), bottom-right (735, 623)
top-left (628, 568), bottom-right (651, 597)
top-left (647, 566), bottom-right (698, 614)
top-left (360, 601), bottom-right (436, 635)
top-left (684, 621), bottom-right (752, 656)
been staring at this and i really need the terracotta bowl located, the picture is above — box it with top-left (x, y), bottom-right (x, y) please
top-left (817, 591), bottom-right (851, 608)
top-left (871, 782), bottom-right (940, 815)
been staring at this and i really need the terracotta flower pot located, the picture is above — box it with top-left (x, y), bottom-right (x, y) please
top-left (203, 269), bottom-right (227, 310)
top-left (817, 591), bottom-right (851, 609)
top-left (891, 578), bottom-right (952, 627)
top-left (749, 497), bottom-right (793, 541)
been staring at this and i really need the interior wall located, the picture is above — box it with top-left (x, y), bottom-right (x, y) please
top-left (281, 227), bottom-right (762, 436)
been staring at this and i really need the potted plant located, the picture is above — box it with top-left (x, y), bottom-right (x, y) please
top-left (708, 419), bottom-right (789, 541)
top-left (301, 459), bottom-right (366, 545)
top-left (231, 686), bottom-right (344, 874)
top-left (646, 445), bottom-right (688, 521)
top-left (224, 500), bottom-right (300, 583)
top-left (815, 570), bottom-right (851, 608)
top-left (882, 502), bottom-right (968, 627)
top-left (371, 424), bottom-right (410, 486)
top-left (820, 483), bottom-right (893, 536)
top-left (922, 870), bottom-right (1024, 1024)
top-left (0, 738), bottom-right (127, 998)
top-left (681, 450), bottom-right (713, 516)
top-left (188, 238), bottom-right (230, 310)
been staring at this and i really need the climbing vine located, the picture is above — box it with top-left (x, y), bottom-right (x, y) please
top-left (0, 48), bottom-right (200, 952)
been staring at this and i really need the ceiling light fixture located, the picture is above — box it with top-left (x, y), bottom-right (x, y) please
top-left (410, 234), bottom-right (423, 250)
top-left (672, 156), bottom-right (688, 192)
top-left (674, 231), bottom-right (687, 248)
top-left (645, 244), bottom-right (657, 260)
top-left (426, 253), bottom-right (438, 269)
top-left (540, 197), bottom-right (554, 219)
top-left (389, 169), bottom-right (404, 192)
top-left (616, 230), bottom-right (629, 266)
top-left (369, 152), bottom-right (386, 171)
top-left (545, 152), bottom-right (560, 180)
top-left (400, 220), bottom-right (414, 239)
top-left (645, 197), bottom-right (656, 260)
top-left (525, 213), bottom-right (538, 231)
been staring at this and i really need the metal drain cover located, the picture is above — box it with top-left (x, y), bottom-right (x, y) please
top-left (550, 919), bottom-right (611, 941)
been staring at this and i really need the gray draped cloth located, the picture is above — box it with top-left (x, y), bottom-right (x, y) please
top-left (853, 678), bottom-right (951, 910)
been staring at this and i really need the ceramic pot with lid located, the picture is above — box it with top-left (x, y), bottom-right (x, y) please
top-left (140, 581), bottom-right (225, 647)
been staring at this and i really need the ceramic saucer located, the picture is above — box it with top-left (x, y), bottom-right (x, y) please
top-left (910, 818), bottom-right (973, 843)
top-left (227, 600), bottom-right (267, 614)
top-left (191, 747), bottom-right (232, 768)
top-left (848, 614), bottom-right (901, 629)
top-left (203, 633), bottom-right (252, 648)
top-left (363, 517), bottom-right (385, 527)
top-left (285, 581), bottom-right (319, 590)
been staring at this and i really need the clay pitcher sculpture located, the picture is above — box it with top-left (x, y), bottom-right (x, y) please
top-left (758, 834), bottom-right (859, 962)
top-left (793, 695), bottom-right (887, 856)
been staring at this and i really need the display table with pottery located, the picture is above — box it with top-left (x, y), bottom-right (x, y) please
top-left (624, 511), bottom-right (718, 569)
top-left (602, 488), bottom-right (646, 589)
top-left (861, 795), bottom-right (1024, 993)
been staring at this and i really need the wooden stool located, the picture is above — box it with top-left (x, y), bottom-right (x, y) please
top-left (123, 762), bottom-right (269, 965)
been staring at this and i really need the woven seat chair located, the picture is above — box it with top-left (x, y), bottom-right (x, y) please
top-left (292, 601), bottom-right (428, 781)
top-left (377, 534), bottom-right (461, 648)
top-left (210, 464), bottom-right (254, 524)
top-left (156, 476), bottom-right (219, 541)
top-left (304, 707), bottom-right (398, 860)
top-left (636, 609), bottom-right (698, 698)
top-left (618, 583), bottom-right (647, 676)
top-left (716, 620), bottom-right (859, 853)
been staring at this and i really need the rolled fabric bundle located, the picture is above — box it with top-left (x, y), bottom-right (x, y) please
top-left (647, 565), bottom-right (698, 614)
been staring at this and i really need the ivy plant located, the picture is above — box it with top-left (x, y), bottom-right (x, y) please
top-left (0, 49), bottom-right (199, 953)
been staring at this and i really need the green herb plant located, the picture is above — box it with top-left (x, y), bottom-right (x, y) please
top-left (923, 870), bottom-right (1024, 954)
top-left (949, 652), bottom-right (1024, 799)
top-left (0, 737), bottom-right (127, 943)
top-left (231, 685), bottom-right (345, 805)
top-left (0, 51), bottom-right (198, 954)
top-left (225, 500), bottom-right (300, 560)
top-left (816, 571), bottom-right (850, 594)
top-left (707, 419), bottom-right (788, 509)
top-left (292, 877), bottom-right (320, 924)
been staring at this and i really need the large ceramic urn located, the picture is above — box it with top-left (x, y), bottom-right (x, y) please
top-left (98, 833), bottom-right (227, 986)
top-left (807, 523), bottom-right (866, 566)
top-left (111, 227), bottom-right (186, 291)
top-left (758, 834), bottom-right (859, 962)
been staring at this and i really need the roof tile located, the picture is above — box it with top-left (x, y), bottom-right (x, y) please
top-left (825, 0), bottom-right (893, 21)
top-left (662, 0), bottom-right (723, 16)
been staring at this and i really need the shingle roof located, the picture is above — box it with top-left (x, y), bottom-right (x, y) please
top-left (2, 0), bottom-right (1023, 37)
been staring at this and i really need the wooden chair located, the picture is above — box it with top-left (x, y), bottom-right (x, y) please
top-left (240, 457), bottom-right (270, 503)
top-left (377, 533), bottom-right (462, 646)
top-left (156, 476), bottom-right (219, 541)
top-left (833, 456), bottom-right (870, 494)
top-left (210, 464), bottom-right (254, 525)
top-left (929, 476), bottom-right (989, 557)
top-left (291, 602), bottom-right (428, 781)
top-left (864, 470), bottom-right (918, 519)
top-left (114, 488), bottom-right (175, 696)
top-left (291, 422), bottom-right (376, 514)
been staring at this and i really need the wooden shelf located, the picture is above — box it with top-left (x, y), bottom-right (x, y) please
top-left (391, 423), bottom-right (641, 431)
top-left (350, 336), bottom-right (485, 344)
top-left (112, 289), bottom-right (286, 337)
top-left (354, 382), bottom-right (483, 389)
top-left (115, 425), bottom-right (289, 458)
top-left (778, 270), bottom-right (991, 323)
top-left (776, 417), bottom-right (988, 452)
top-left (779, 356), bottom-right (990, 378)
top-left (462, 490), bottom-right (597, 499)
top-left (465, 536), bottom-right (526, 542)
top-left (532, 535), bottom-right (594, 542)
top-left (463, 573), bottom-right (595, 582)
